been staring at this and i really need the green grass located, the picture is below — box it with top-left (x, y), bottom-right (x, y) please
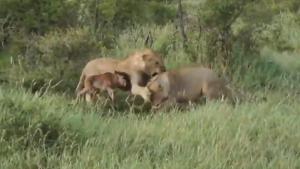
top-left (0, 51), bottom-right (10, 69)
top-left (0, 51), bottom-right (10, 83)
top-left (1, 86), bottom-right (300, 169)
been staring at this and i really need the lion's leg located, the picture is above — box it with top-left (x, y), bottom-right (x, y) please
top-left (78, 88), bottom-right (89, 97)
top-left (82, 76), bottom-right (96, 103)
top-left (75, 91), bottom-right (82, 103)
top-left (75, 73), bottom-right (85, 94)
top-left (84, 90), bottom-right (98, 103)
top-left (206, 86), bottom-right (221, 102)
top-left (75, 87), bottom-right (89, 103)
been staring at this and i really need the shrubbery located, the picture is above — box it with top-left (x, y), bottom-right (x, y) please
top-left (7, 28), bottom-right (102, 92)
top-left (1, 0), bottom-right (300, 92)
top-left (0, 0), bottom-right (79, 34)
top-left (1, 1), bottom-right (300, 167)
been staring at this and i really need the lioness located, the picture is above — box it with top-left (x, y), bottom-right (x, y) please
top-left (76, 48), bottom-right (165, 102)
top-left (147, 66), bottom-right (234, 108)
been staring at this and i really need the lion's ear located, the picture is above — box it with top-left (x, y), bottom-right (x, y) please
top-left (147, 82), bottom-right (156, 93)
top-left (142, 54), bottom-right (149, 61)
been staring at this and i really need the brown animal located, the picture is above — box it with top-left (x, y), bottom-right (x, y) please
top-left (77, 72), bottom-right (131, 103)
top-left (147, 66), bottom-right (234, 108)
top-left (76, 48), bottom-right (166, 102)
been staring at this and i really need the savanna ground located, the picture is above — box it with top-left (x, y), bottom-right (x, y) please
top-left (1, 0), bottom-right (300, 168)
top-left (1, 84), bottom-right (300, 169)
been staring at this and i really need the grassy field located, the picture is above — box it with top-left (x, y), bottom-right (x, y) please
top-left (1, 86), bottom-right (300, 169)
top-left (1, 0), bottom-right (300, 168)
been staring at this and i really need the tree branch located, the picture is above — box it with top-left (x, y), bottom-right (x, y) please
top-left (177, 0), bottom-right (188, 49)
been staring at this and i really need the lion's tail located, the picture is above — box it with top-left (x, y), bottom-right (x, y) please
top-left (75, 73), bottom-right (86, 95)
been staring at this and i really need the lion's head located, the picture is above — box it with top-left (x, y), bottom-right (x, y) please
top-left (147, 72), bottom-right (170, 107)
top-left (130, 48), bottom-right (166, 77)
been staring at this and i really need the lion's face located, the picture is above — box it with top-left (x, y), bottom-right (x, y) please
top-left (147, 73), bottom-right (169, 107)
top-left (140, 49), bottom-right (166, 77)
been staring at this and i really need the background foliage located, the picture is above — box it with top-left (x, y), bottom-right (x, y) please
top-left (1, 1), bottom-right (300, 168)
top-left (1, 0), bottom-right (299, 91)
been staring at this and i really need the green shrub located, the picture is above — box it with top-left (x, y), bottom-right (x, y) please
top-left (0, 0), bottom-right (79, 34)
top-left (7, 28), bottom-right (102, 92)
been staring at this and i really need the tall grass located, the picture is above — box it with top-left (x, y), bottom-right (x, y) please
top-left (1, 86), bottom-right (300, 169)
top-left (1, 3), bottom-right (300, 168)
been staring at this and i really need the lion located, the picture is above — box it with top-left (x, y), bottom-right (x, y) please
top-left (76, 48), bottom-right (166, 102)
top-left (146, 66), bottom-right (235, 109)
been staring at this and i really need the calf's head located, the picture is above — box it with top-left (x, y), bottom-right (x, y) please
top-left (114, 71), bottom-right (132, 91)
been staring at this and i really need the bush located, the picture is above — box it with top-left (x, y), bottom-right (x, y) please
top-left (7, 27), bottom-right (103, 92)
top-left (0, 86), bottom-right (86, 167)
top-left (115, 24), bottom-right (177, 56)
top-left (0, 0), bottom-right (79, 34)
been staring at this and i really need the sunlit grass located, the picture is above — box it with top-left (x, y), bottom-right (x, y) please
top-left (1, 86), bottom-right (299, 169)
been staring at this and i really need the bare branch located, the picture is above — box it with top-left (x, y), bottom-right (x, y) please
top-left (177, 0), bottom-right (188, 49)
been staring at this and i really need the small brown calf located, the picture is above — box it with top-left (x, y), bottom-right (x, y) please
top-left (77, 72), bottom-right (131, 103)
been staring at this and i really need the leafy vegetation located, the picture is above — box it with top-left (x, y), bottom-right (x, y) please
top-left (1, 0), bottom-right (299, 90)
top-left (0, 0), bottom-right (300, 168)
